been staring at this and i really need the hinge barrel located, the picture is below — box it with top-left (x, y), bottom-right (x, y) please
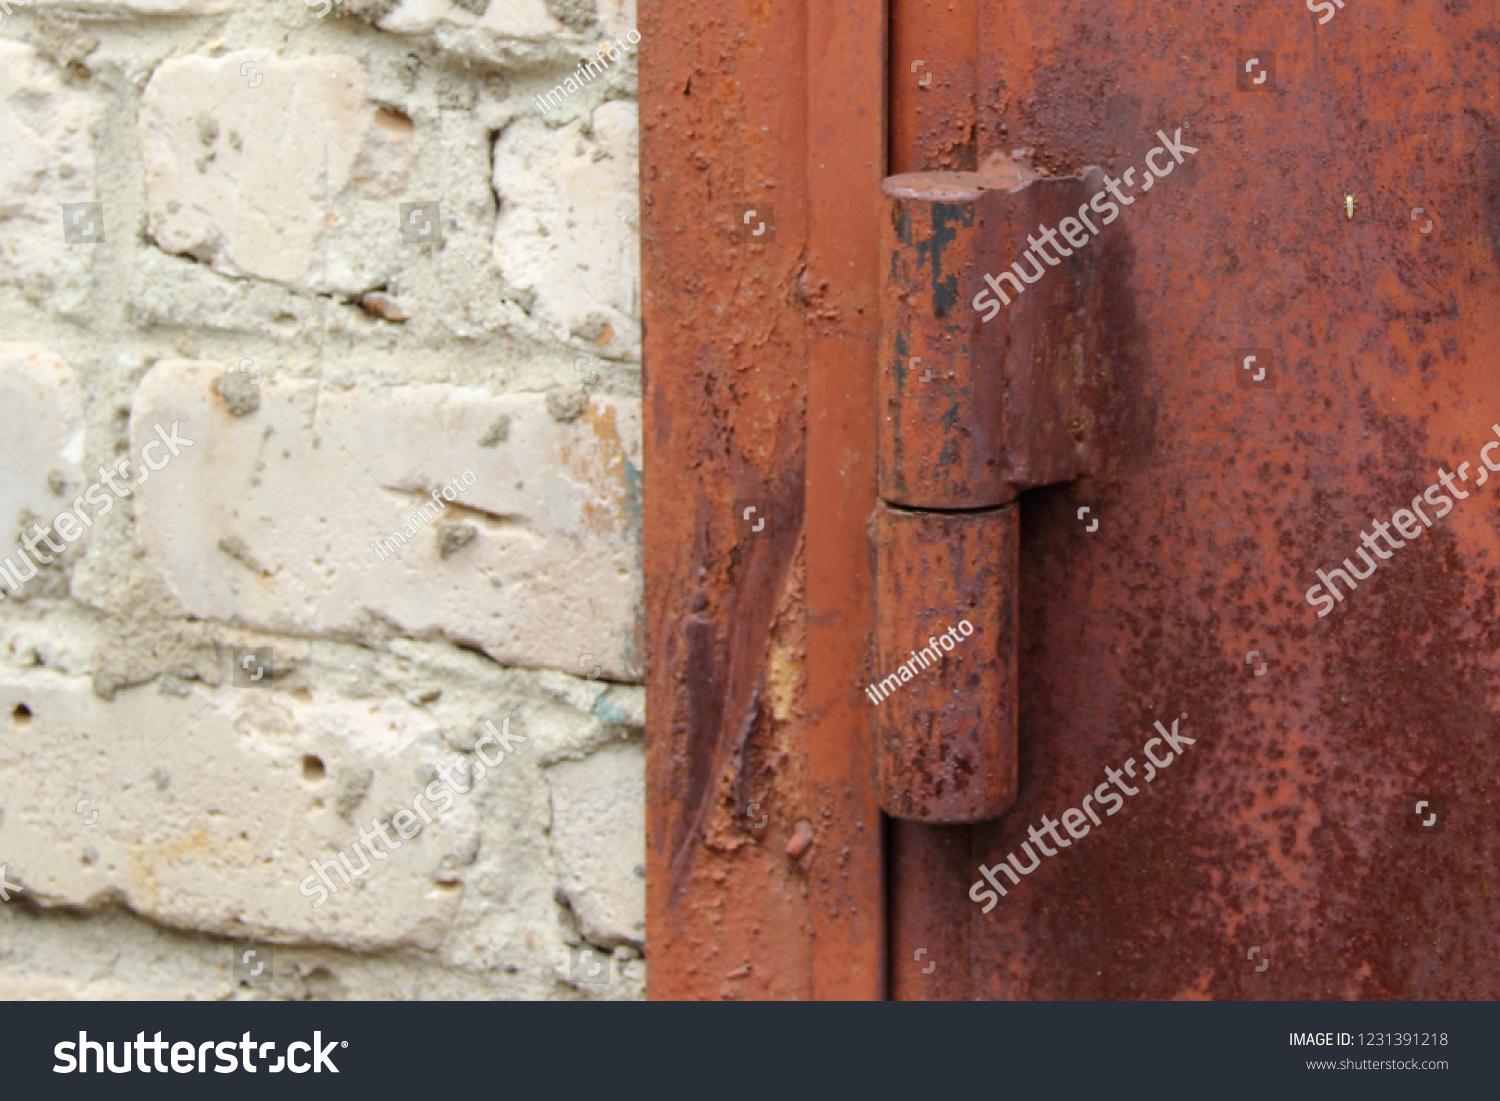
top-left (875, 170), bottom-right (1096, 823)
top-left (874, 500), bottom-right (1018, 822)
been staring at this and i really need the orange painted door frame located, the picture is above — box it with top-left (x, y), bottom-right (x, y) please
top-left (640, 0), bottom-right (886, 1000)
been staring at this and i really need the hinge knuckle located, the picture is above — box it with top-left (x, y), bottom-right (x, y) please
top-left (875, 171), bottom-right (1098, 823)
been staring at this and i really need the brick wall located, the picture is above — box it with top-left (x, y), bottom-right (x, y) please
top-left (0, 0), bottom-right (643, 999)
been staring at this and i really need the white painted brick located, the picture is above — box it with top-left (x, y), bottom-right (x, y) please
top-left (546, 739), bottom-right (643, 947)
top-left (139, 54), bottom-right (417, 296)
top-left (0, 344), bottom-right (89, 602)
top-left (0, 0), bottom-right (648, 999)
top-left (25, 0), bottom-right (235, 15)
top-left (376, 0), bottom-right (562, 39)
top-left (493, 102), bottom-right (640, 360)
top-left (0, 43), bottom-right (97, 291)
top-left (596, 0), bottom-right (636, 39)
top-left (0, 672), bottom-right (481, 950)
top-left (129, 361), bottom-right (642, 679)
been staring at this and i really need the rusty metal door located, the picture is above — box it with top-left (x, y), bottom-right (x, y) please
top-left (643, 0), bottom-right (1500, 1000)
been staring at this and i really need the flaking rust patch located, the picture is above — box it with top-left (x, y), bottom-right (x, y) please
top-left (765, 634), bottom-right (800, 723)
top-left (701, 756), bottom-right (757, 856)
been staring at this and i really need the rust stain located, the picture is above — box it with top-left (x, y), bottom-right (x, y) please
top-left (765, 631), bottom-right (801, 723)
top-left (561, 400), bottom-right (634, 537)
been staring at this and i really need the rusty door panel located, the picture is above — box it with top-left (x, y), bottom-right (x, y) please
top-left (645, 0), bottom-right (1500, 1002)
top-left (891, 0), bottom-right (979, 173)
top-left (957, 0), bottom-right (1500, 999)
top-left (889, 824), bottom-right (975, 1000)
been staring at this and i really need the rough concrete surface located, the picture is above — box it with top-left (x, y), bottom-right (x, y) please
top-left (0, 0), bottom-right (643, 999)
top-left (546, 738), bottom-right (645, 948)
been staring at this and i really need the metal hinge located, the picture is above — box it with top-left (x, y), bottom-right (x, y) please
top-left (874, 170), bottom-right (1101, 823)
